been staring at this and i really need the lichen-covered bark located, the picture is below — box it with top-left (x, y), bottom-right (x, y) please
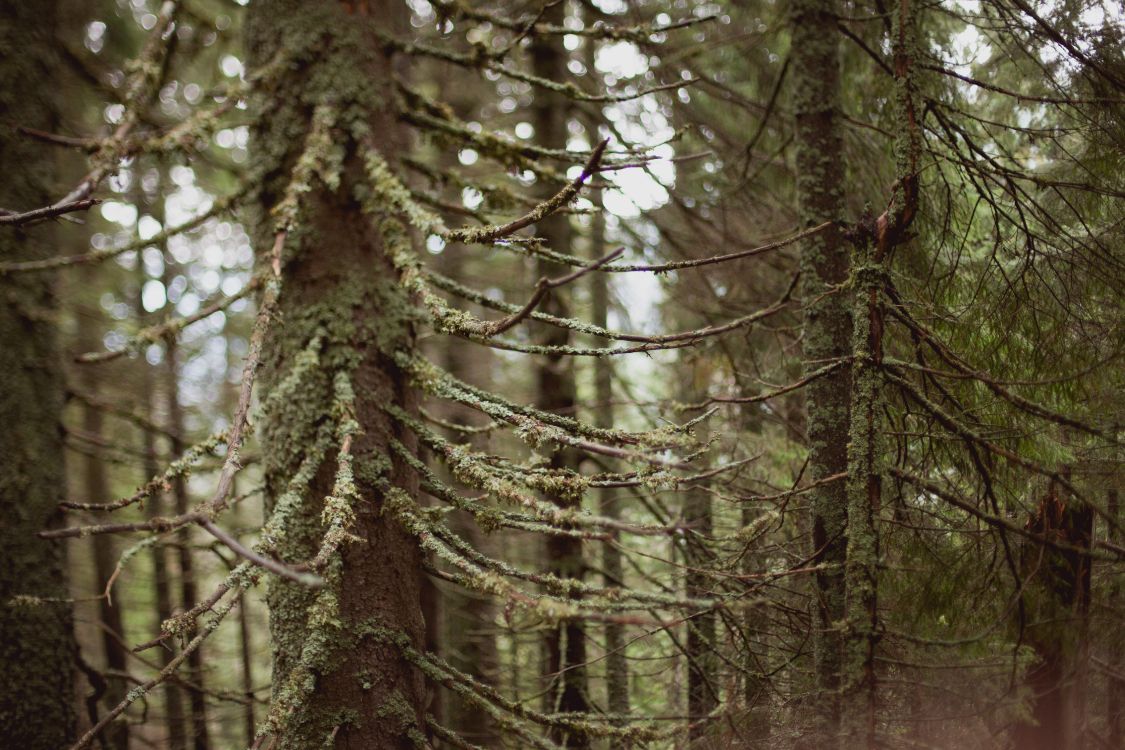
top-left (247, 2), bottom-right (428, 747)
top-left (682, 355), bottom-right (718, 745)
top-left (529, 6), bottom-right (589, 744)
top-left (841, 238), bottom-right (882, 748)
top-left (0, 1), bottom-right (77, 746)
top-left (790, 0), bottom-right (851, 742)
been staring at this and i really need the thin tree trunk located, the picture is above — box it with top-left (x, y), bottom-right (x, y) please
top-left (438, 247), bottom-right (501, 747)
top-left (142, 182), bottom-right (188, 750)
top-left (0, 1), bottom-right (77, 745)
top-left (164, 316), bottom-right (211, 750)
top-left (840, 233), bottom-right (881, 748)
top-left (1108, 476), bottom-right (1123, 747)
top-left (1013, 478), bottom-right (1093, 750)
top-left (248, 2), bottom-right (429, 746)
top-left (530, 5), bottom-right (589, 745)
top-left (682, 356), bottom-right (718, 745)
top-left (77, 296), bottom-right (130, 750)
top-left (587, 130), bottom-right (631, 737)
top-left (789, 0), bottom-right (851, 743)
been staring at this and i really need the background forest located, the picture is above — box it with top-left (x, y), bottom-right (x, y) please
top-left (0, 0), bottom-right (1122, 749)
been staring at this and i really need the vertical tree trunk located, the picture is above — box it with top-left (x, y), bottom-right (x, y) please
top-left (1108, 480), bottom-right (1123, 747)
top-left (530, 5), bottom-right (589, 744)
top-left (142, 186), bottom-right (188, 750)
top-left (587, 134), bottom-right (631, 736)
top-left (682, 356), bottom-right (718, 745)
top-left (1013, 480), bottom-right (1093, 750)
top-left (164, 319), bottom-right (211, 750)
top-left (0, 1), bottom-right (77, 745)
top-left (789, 0), bottom-right (851, 743)
top-left (248, 1), bottom-right (428, 747)
top-left (437, 247), bottom-right (500, 747)
top-left (76, 298), bottom-right (130, 750)
top-left (841, 234), bottom-right (882, 748)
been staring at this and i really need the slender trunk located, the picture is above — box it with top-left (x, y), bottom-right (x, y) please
top-left (682, 356), bottom-right (718, 745)
top-left (438, 247), bottom-right (500, 747)
top-left (248, 2), bottom-right (428, 746)
top-left (1012, 478), bottom-right (1093, 750)
top-left (741, 504), bottom-right (772, 746)
top-left (164, 319), bottom-right (211, 750)
top-left (587, 134), bottom-right (631, 735)
top-left (77, 298), bottom-right (130, 750)
top-left (530, 5), bottom-right (589, 744)
top-left (1108, 477), bottom-right (1123, 747)
top-left (142, 184), bottom-right (188, 750)
top-left (840, 234), bottom-right (881, 748)
top-left (0, 2), bottom-right (77, 745)
top-left (790, 0), bottom-right (851, 742)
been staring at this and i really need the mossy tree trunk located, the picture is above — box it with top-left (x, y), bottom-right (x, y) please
top-left (529, 5), bottom-right (590, 745)
top-left (248, 1), bottom-right (429, 747)
top-left (682, 355), bottom-right (719, 745)
top-left (0, 1), bottom-right (77, 746)
top-left (790, 0), bottom-right (851, 743)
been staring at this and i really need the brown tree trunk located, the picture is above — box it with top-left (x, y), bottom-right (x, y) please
top-left (163, 320), bottom-right (211, 750)
top-left (248, 1), bottom-right (429, 747)
top-left (77, 298), bottom-right (130, 750)
top-left (438, 246), bottom-right (501, 747)
top-left (529, 4), bottom-right (590, 745)
top-left (1012, 479), bottom-right (1093, 750)
top-left (789, 0), bottom-right (851, 743)
top-left (0, 1), bottom-right (78, 745)
top-left (682, 355), bottom-right (718, 745)
top-left (141, 182), bottom-right (189, 750)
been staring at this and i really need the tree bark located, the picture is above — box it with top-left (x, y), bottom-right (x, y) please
top-left (77, 297), bottom-right (130, 750)
top-left (790, 0), bottom-right (851, 743)
top-left (682, 356), bottom-right (719, 745)
top-left (529, 5), bottom-right (590, 745)
top-left (1012, 479), bottom-right (1093, 750)
top-left (248, 1), bottom-right (429, 747)
top-left (0, 1), bottom-right (77, 745)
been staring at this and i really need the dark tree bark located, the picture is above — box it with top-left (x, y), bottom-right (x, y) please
top-left (437, 246), bottom-right (501, 747)
top-left (789, 0), bottom-right (851, 743)
top-left (165, 333), bottom-right (212, 750)
top-left (248, 1), bottom-right (429, 747)
top-left (76, 300), bottom-right (130, 750)
top-left (1012, 481), bottom-right (1093, 750)
top-left (140, 185), bottom-right (188, 750)
top-left (682, 356), bottom-right (718, 745)
top-left (0, 1), bottom-right (78, 745)
top-left (529, 5), bottom-right (590, 745)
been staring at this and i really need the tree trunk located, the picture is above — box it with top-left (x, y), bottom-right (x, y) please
top-left (77, 298), bottom-right (130, 750)
top-left (1108, 480), bottom-right (1123, 747)
top-left (0, 1), bottom-right (77, 745)
top-left (248, 1), bottom-right (429, 747)
top-left (790, 0), bottom-right (851, 743)
top-left (682, 356), bottom-right (718, 745)
top-left (530, 5), bottom-right (589, 745)
top-left (1013, 480), bottom-right (1093, 750)
top-left (142, 183), bottom-right (188, 750)
top-left (587, 137), bottom-right (631, 737)
top-left (438, 246), bottom-right (501, 747)
top-left (164, 321), bottom-right (212, 750)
